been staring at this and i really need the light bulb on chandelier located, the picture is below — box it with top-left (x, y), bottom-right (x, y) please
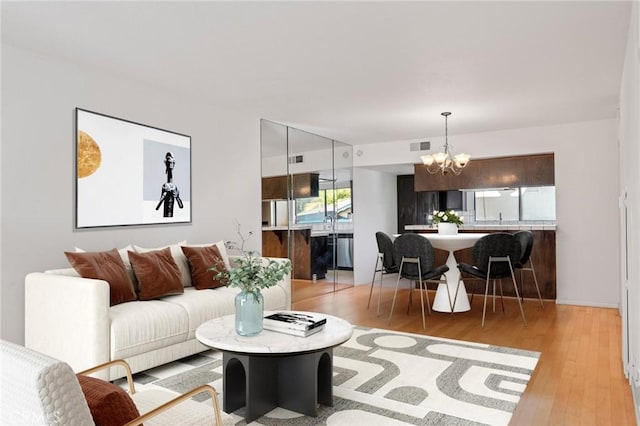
top-left (420, 112), bottom-right (470, 175)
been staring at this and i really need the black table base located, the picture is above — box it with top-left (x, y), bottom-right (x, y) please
top-left (222, 348), bottom-right (334, 423)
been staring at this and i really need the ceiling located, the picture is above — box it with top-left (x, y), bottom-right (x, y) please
top-left (1, 1), bottom-right (631, 151)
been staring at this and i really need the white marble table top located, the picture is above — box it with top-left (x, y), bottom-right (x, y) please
top-left (196, 311), bottom-right (353, 355)
top-left (420, 233), bottom-right (489, 252)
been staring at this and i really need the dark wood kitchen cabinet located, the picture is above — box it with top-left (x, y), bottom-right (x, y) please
top-left (261, 173), bottom-right (319, 200)
top-left (397, 175), bottom-right (439, 233)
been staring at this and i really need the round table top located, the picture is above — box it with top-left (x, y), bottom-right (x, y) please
top-left (195, 311), bottom-right (353, 355)
top-left (420, 232), bottom-right (488, 251)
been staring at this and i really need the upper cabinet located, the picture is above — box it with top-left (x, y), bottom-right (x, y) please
top-left (261, 173), bottom-right (319, 200)
top-left (414, 153), bottom-right (554, 191)
top-left (291, 173), bottom-right (319, 198)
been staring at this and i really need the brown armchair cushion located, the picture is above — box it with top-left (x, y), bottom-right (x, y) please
top-left (128, 247), bottom-right (184, 300)
top-left (65, 249), bottom-right (137, 306)
top-left (77, 375), bottom-right (140, 426)
top-left (181, 245), bottom-right (229, 290)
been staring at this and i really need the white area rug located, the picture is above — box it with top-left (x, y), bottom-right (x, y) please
top-left (126, 327), bottom-right (540, 425)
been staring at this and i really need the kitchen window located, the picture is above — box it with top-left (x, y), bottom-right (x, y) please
top-left (295, 188), bottom-right (352, 224)
top-left (473, 186), bottom-right (555, 222)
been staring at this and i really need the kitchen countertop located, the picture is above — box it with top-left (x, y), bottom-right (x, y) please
top-left (405, 223), bottom-right (557, 231)
top-left (262, 225), bottom-right (353, 237)
top-left (262, 225), bottom-right (312, 231)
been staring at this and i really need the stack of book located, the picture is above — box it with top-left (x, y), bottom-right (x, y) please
top-left (263, 312), bottom-right (327, 337)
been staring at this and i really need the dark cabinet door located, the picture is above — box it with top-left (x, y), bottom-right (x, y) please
top-left (292, 173), bottom-right (319, 198)
top-left (263, 173), bottom-right (319, 200)
top-left (416, 191), bottom-right (439, 225)
top-left (262, 176), bottom-right (287, 200)
top-left (397, 175), bottom-right (416, 233)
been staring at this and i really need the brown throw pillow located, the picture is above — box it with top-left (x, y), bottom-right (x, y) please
top-left (128, 247), bottom-right (183, 300)
top-left (77, 375), bottom-right (140, 426)
top-left (65, 249), bottom-right (136, 306)
top-left (181, 245), bottom-right (229, 290)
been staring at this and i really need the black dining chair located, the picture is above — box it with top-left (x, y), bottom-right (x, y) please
top-left (513, 231), bottom-right (544, 307)
top-left (458, 233), bottom-right (526, 327)
top-left (388, 233), bottom-right (450, 329)
top-left (367, 232), bottom-right (400, 316)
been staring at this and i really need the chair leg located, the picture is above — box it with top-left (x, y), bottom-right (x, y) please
top-left (529, 259), bottom-right (544, 308)
top-left (470, 281), bottom-right (477, 304)
top-left (498, 279), bottom-right (505, 314)
top-left (492, 279), bottom-right (497, 313)
top-left (443, 276), bottom-right (455, 318)
top-left (509, 259), bottom-right (527, 325)
top-left (418, 276), bottom-right (426, 330)
top-left (376, 268), bottom-right (384, 316)
top-left (482, 276), bottom-right (490, 327)
top-left (406, 281), bottom-right (414, 314)
top-left (367, 255), bottom-right (381, 309)
top-left (452, 277), bottom-right (463, 318)
top-left (388, 261), bottom-right (404, 326)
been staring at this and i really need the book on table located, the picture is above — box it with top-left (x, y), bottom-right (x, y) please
top-left (263, 312), bottom-right (327, 337)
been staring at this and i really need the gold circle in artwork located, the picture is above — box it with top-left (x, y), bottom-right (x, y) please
top-left (77, 130), bottom-right (102, 178)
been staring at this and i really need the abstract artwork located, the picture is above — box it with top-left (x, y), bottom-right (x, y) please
top-left (75, 108), bottom-right (191, 228)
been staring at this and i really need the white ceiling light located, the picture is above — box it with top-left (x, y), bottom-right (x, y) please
top-left (421, 112), bottom-right (471, 175)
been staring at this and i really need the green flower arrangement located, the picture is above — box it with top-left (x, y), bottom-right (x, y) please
top-left (430, 210), bottom-right (464, 227)
top-left (209, 251), bottom-right (291, 300)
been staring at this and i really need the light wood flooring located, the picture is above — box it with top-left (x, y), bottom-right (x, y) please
top-left (292, 283), bottom-right (637, 426)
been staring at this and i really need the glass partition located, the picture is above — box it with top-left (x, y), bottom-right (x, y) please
top-left (260, 119), bottom-right (354, 300)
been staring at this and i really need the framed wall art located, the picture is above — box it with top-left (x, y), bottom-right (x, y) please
top-left (75, 108), bottom-right (192, 228)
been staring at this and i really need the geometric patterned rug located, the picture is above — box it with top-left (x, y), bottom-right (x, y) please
top-left (124, 327), bottom-right (540, 425)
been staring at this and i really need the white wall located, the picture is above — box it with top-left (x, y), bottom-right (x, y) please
top-left (1, 46), bottom-right (265, 344)
top-left (354, 119), bottom-right (621, 308)
top-left (352, 167), bottom-right (397, 285)
top-left (619, 0), bottom-right (640, 415)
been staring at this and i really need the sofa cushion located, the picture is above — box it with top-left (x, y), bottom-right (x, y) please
top-left (134, 241), bottom-right (190, 287)
top-left (109, 300), bottom-right (189, 359)
top-left (181, 244), bottom-right (228, 290)
top-left (65, 249), bottom-right (137, 306)
top-left (77, 375), bottom-right (140, 426)
top-left (128, 247), bottom-right (184, 300)
top-left (162, 287), bottom-right (237, 338)
top-left (164, 285), bottom-right (288, 339)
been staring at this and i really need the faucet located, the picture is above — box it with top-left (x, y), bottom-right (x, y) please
top-left (499, 212), bottom-right (503, 223)
top-left (324, 215), bottom-right (333, 230)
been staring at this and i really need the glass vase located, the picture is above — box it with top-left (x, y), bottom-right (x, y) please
top-left (234, 290), bottom-right (264, 336)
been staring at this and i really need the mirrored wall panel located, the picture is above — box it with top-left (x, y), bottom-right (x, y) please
top-left (260, 120), bottom-right (354, 300)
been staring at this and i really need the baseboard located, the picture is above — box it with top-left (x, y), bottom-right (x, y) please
top-left (555, 299), bottom-right (620, 309)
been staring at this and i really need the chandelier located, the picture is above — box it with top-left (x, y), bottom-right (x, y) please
top-left (420, 112), bottom-right (470, 175)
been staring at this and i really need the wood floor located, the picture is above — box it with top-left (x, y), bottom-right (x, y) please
top-left (292, 283), bottom-right (637, 426)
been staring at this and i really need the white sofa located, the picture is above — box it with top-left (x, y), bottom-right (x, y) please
top-left (24, 252), bottom-right (291, 380)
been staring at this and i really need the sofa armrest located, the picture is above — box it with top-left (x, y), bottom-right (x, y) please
top-left (25, 272), bottom-right (111, 374)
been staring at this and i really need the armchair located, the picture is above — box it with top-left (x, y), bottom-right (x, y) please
top-left (0, 339), bottom-right (227, 426)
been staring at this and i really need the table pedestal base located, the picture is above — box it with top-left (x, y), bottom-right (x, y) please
top-left (223, 348), bottom-right (333, 423)
top-left (432, 251), bottom-right (471, 313)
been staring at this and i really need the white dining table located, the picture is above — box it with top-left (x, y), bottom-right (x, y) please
top-left (420, 233), bottom-right (488, 313)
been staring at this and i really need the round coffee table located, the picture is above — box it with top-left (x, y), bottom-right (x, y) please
top-left (195, 311), bottom-right (352, 423)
